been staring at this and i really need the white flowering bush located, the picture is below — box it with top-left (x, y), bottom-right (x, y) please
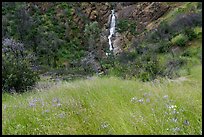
top-left (2, 38), bottom-right (39, 93)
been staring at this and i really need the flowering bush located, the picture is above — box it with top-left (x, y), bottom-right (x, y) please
top-left (2, 38), bottom-right (39, 93)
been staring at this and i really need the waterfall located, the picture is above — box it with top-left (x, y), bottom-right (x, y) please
top-left (108, 9), bottom-right (116, 52)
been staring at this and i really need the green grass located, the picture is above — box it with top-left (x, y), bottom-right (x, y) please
top-left (2, 64), bottom-right (202, 135)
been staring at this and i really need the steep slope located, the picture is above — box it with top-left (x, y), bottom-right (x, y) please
top-left (2, 2), bottom-right (202, 81)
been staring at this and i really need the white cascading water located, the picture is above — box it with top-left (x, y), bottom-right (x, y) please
top-left (108, 9), bottom-right (116, 52)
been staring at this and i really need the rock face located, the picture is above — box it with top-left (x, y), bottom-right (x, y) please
top-left (71, 2), bottom-right (169, 31)
top-left (116, 2), bottom-right (169, 33)
top-left (71, 2), bottom-right (169, 55)
top-left (71, 2), bottom-right (112, 29)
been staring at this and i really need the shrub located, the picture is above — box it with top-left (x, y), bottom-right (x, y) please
top-left (161, 57), bottom-right (188, 78)
top-left (171, 34), bottom-right (188, 47)
top-left (117, 19), bottom-right (137, 35)
top-left (182, 47), bottom-right (200, 58)
top-left (184, 28), bottom-right (197, 41)
top-left (2, 38), bottom-right (39, 93)
top-left (169, 12), bottom-right (202, 33)
top-left (157, 40), bottom-right (171, 53)
top-left (146, 21), bottom-right (172, 43)
top-left (146, 12), bottom-right (202, 43)
top-left (107, 44), bottom-right (162, 81)
top-left (117, 19), bottom-right (129, 33)
top-left (193, 27), bottom-right (202, 39)
top-left (84, 21), bottom-right (101, 57)
top-left (138, 72), bottom-right (150, 82)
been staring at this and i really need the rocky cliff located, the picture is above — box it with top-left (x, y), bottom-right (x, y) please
top-left (68, 2), bottom-right (171, 72)
top-left (72, 2), bottom-right (169, 31)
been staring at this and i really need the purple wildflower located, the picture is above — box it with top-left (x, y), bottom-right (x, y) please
top-left (28, 98), bottom-right (38, 107)
top-left (183, 120), bottom-right (190, 126)
top-left (146, 98), bottom-right (150, 103)
top-left (52, 97), bottom-right (62, 107)
top-left (163, 95), bottom-right (168, 99)
top-left (29, 101), bottom-right (35, 107)
top-left (59, 113), bottom-right (65, 118)
top-left (45, 110), bottom-right (50, 113)
top-left (53, 98), bottom-right (60, 103)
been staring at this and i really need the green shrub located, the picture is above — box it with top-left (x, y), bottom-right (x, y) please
top-left (184, 28), bottom-right (197, 41)
top-left (117, 19), bottom-right (129, 33)
top-left (182, 47), bottom-right (201, 58)
top-left (193, 27), bottom-right (202, 38)
top-left (171, 33), bottom-right (188, 47)
top-left (117, 19), bottom-right (137, 35)
top-left (138, 71), bottom-right (150, 82)
top-left (2, 38), bottom-right (39, 93)
top-left (157, 40), bottom-right (171, 53)
top-left (107, 47), bottom-right (162, 81)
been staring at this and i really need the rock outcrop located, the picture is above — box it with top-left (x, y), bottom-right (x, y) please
top-left (71, 2), bottom-right (169, 31)
top-left (70, 2), bottom-right (170, 56)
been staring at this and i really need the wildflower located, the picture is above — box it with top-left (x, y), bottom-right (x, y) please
top-left (183, 120), bottom-right (190, 126)
top-left (45, 110), bottom-right (49, 113)
top-left (53, 98), bottom-right (60, 103)
top-left (131, 97), bottom-right (137, 103)
top-left (151, 108), bottom-right (155, 113)
top-left (59, 113), bottom-right (65, 118)
top-left (29, 101), bottom-right (36, 107)
top-left (28, 98), bottom-right (38, 107)
top-left (163, 95), bottom-right (168, 99)
top-left (172, 109), bottom-right (179, 114)
top-left (33, 98), bottom-right (38, 102)
top-left (57, 103), bottom-right (62, 107)
top-left (167, 105), bottom-right (177, 109)
top-left (146, 98), bottom-right (150, 103)
top-left (101, 122), bottom-right (109, 129)
top-left (52, 97), bottom-right (61, 107)
top-left (172, 127), bottom-right (180, 132)
top-left (138, 98), bottom-right (144, 103)
top-left (171, 118), bottom-right (178, 123)
top-left (42, 109), bottom-right (50, 115)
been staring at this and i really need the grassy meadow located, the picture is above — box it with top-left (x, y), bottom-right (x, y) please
top-left (2, 64), bottom-right (202, 135)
